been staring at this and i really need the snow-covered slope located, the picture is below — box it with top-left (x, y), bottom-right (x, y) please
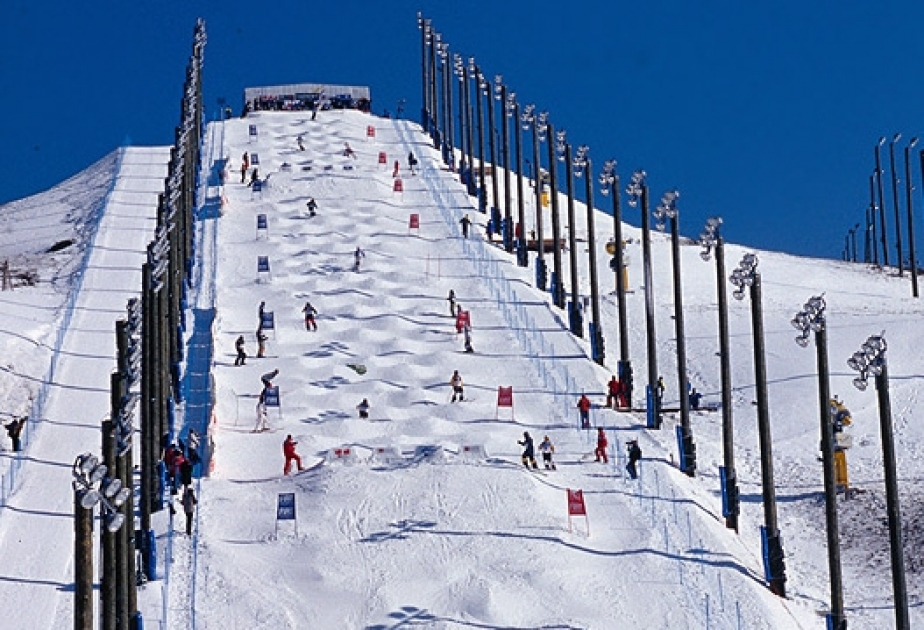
top-left (167, 109), bottom-right (924, 629)
top-left (1, 109), bottom-right (923, 630)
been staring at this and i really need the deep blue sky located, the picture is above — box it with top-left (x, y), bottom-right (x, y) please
top-left (3, 1), bottom-right (923, 260)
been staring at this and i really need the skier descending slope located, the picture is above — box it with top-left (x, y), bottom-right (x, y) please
top-left (519, 431), bottom-right (539, 469)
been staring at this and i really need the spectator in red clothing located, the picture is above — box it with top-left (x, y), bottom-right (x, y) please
top-left (595, 428), bottom-right (609, 463)
top-left (605, 376), bottom-right (622, 409)
top-left (283, 435), bottom-right (305, 475)
top-left (577, 394), bottom-right (592, 429)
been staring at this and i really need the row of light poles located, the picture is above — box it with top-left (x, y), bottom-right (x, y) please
top-left (416, 21), bottom-right (911, 624)
top-left (852, 135), bottom-right (922, 298)
top-left (73, 18), bottom-right (208, 630)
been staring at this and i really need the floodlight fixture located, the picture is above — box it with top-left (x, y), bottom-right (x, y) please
top-left (599, 159), bottom-right (616, 195)
top-left (626, 170), bottom-right (646, 206)
top-left (572, 145), bottom-right (589, 178)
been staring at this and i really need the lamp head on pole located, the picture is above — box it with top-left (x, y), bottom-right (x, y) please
top-left (537, 111), bottom-right (549, 142)
top-left (521, 104), bottom-right (535, 129)
top-left (626, 170), bottom-right (647, 207)
top-left (729, 252), bottom-right (759, 300)
top-left (791, 294), bottom-right (826, 347)
top-left (555, 130), bottom-right (567, 162)
top-left (599, 159), bottom-right (617, 194)
top-left (653, 189), bottom-right (679, 231)
top-left (572, 145), bottom-right (589, 178)
top-left (848, 331), bottom-right (887, 390)
top-left (699, 216), bottom-right (723, 261)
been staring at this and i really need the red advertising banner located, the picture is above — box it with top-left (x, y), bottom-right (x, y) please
top-left (393, 178), bottom-right (404, 193)
top-left (366, 125), bottom-right (376, 138)
top-left (567, 489), bottom-right (586, 516)
top-left (409, 214), bottom-right (420, 229)
top-left (497, 386), bottom-right (513, 407)
top-left (378, 151), bottom-right (387, 164)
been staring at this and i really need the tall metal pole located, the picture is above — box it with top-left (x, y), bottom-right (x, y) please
top-left (526, 108), bottom-right (547, 289)
top-left (428, 32), bottom-right (439, 147)
top-left (443, 47), bottom-right (454, 171)
top-left (514, 100), bottom-right (527, 267)
top-left (546, 122), bottom-right (565, 308)
top-left (904, 139), bottom-right (919, 297)
top-left (473, 63), bottom-right (486, 213)
top-left (484, 76), bottom-right (500, 228)
top-left (631, 173), bottom-right (660, 427)
top-left (793, 297), bottom-right (844, 628)
top-left (603, 162), bottom-right (632, 407)
top-left (101, 419), bottom-right (118, 630)
top-left (74, 488), bottom-right (93, 630)
top-left (497, 80), bottom-right (513, 252)
top-left (417, 14), bottom-right (429, 132)
top-left (701, 220), bottom-right (738, 530)
top-left (816, 324), bottom-right (845, 630)
top-left (848, 335), bottom-right (909, 629)
top-left (564, 142), bottom-right (583, 337)
top-left (658, 192), bottom-right (694, 476)
top-left (889, 134), bottom-right (904, 275)
top-left (732, 255), bottom-right (786, 597)
top-left (875, 358), bottom-right (910, 630)
top-left (753, 273), bottom-right (785, 597)
top-left (875, 138), bottom-right (890, 267)
top-left (577, 148), bottom-right (604, 365)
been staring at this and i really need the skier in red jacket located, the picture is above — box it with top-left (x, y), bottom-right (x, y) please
top-left (283, 435), bottom-right (305, 475)
top-left (595, 428), bottom-right (609, 463)
top-left (577, 394), bottom-right (592, 429)
top-left (605, 376), bottom-right (622, 409)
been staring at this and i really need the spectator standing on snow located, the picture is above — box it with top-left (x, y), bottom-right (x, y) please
top-left (626, 439), bottom-right (643, 479)
top-left (187, 429), bottom-right (201, 466)
top-left (254, 398), bottom-right (268, 432)
top-left (5, 416), bottom-right (25, 452)
top-left (538, 435), bottom-right (556, 470)
top-left (179, 456), bottom-right (193, 489)
top-left (460, 214), bottom-right (471, 238)
top-left (234, 335), bottom-right (247, 366)
top-left (297, 134), bottom-right (305, 151)
top-left (283, 435), bottom-right (305, 475)
top-left (449, 370), bottom-right (464, 402)
top-left (577, 394), bottom-right (592, 429)
top-left (689, 388), bottom-right (702, 411)
top-left (408, 151), bottom-right (418, 175)
top-left (392, 160), bottom-right (400, 178)
top-left (606, 376), bottom-right (622, 410)
top-left (256, 326), bottom-right (268, 358)
top-left (302, 301), bottom-right (318, 331)
top-left (357, 398), bottom-right (370, 419)
top-left (182, 486), bottom-right (197, 535)
top-left (343, 142), bottom-right (356, 159)
top-left (306, 197), bottom-right (318, 217)
top-left (463, 325), bottom-right (474, 353)
top-left (241, 152), bottom-right (250, 183)
top-left (447, 289), bottom-right (456, 316)
top-left (518, 431), bottom-right (538, 469)
top-left (595, 428), bottom-right (609, 464)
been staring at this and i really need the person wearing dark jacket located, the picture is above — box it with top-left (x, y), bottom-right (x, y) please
top-left (518, 431), bottom-right (538, 469)
top-left (182, 486), bottom-right (197, 535)
top-left (5, 417), bottom-right (25, 452)
top-left (234, 335), bottom-right (247, 366)
top-left (626, 439), bottom-right (643, 479)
